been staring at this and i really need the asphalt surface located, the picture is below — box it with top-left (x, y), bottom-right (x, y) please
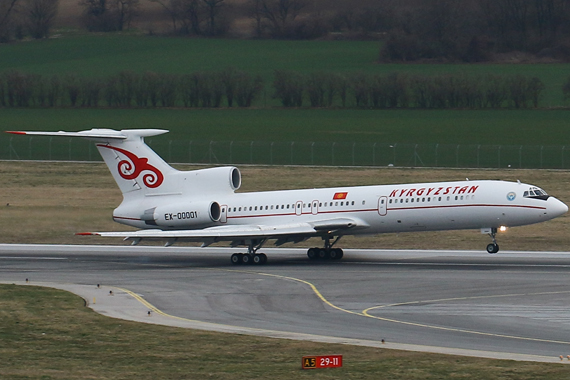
top-left (1, 244), bottom-right (570, 363)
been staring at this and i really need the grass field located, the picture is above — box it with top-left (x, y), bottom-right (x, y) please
top-left (2, 108), bottom-right (570, 168)
top-left (1, 161), bottom-right (568, 252)
top-left (2, 285), bottom-right (568, 380)
top-left (0, 34), bottom-right (570, 106)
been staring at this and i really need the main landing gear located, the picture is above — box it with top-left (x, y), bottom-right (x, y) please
top-left (486, 227), bottom-right (500, 254)
top-left (307, 236), bottom-right (344, 261)
top-left (231, 239), bottom-right (268, 265)
top-left (231, 252), bottom-right (267, 265)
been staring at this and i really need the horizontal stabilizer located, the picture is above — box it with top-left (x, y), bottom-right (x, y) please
top-left (6, 129), bottom-right (169, 141)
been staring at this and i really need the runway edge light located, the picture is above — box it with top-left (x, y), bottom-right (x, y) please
top-left (302, 355), bottom-right (342, 370)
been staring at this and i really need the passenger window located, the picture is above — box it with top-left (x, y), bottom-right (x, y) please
top-left (341, 201), bottom-right (344, 206)
top-left (351, 201), bottom-right (354, 205)
top-left (255, 206), bottom-right (258, 210)
top-left (249, 206), bottom-right (252, 211)
top-left (411, 198), bottom-right (414, 203)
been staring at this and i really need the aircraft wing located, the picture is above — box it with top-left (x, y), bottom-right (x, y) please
top-left (78, 217), bottom-right (369, 247)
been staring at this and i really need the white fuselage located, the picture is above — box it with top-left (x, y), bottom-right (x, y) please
top-left (113, 179), bottom-right (568, 235)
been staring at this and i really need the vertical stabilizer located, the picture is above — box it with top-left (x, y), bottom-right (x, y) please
top-left (6, 129), bottom-right (177, 199)
top-left (95, 129), bottom-right (176, 197)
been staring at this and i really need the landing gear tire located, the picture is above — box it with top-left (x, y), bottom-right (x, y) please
top-left (486, 243), bottom-right (499, 254)
top-left (232, 252), bottom-right (267, 265)
top-left (231, 253), bottom-right (243, 265)
top-left (307, 247), bottom-right (344, 261)
top-left (259, 253), bottom-right (267, 264)
top-left (329, 248), bottom-right (343, 260)
top-left (307, 248), bottom-right (318, 260)
top-left (252, 253), bottom-right (267, 265)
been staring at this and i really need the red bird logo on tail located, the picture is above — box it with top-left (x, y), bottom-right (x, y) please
top-left (98, 145), bottom-right (164, 188)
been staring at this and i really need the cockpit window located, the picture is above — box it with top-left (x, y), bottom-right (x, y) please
top-left (524, 187), bottom-right (549, 200)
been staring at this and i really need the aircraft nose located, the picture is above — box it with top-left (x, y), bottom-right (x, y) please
top-left (548, 197), bottom-right (568, 217)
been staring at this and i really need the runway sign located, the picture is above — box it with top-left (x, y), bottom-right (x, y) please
top-left (302, 355), bottom-right (343, 369)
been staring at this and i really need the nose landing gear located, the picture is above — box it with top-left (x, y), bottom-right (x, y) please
top-left (486, 228), bottom-right (499, 254)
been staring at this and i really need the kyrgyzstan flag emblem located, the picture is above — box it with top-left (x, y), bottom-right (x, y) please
top-left (333, 192), bottom-right (348, 200)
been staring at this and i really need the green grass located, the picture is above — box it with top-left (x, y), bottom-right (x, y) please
top-left (1, 284), bottom-right (569, 379)
top-left (3, 107), bottom-right (570, 146)
top-left (0, 35), bottom-right (380, 79)
top-left (0, 34), bottom-right (569, 105)
top-left (2, 108), bottom-right (570, 168)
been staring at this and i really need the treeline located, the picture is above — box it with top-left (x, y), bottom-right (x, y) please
top-left (0, 68), bottom-right (263, 108)
top-left (273, 71), bottom-right (545, 109)
top-left (0, 69), bottom-right (547, 109)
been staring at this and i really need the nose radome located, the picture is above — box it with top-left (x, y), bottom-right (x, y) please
top-left (549, 197), bottom-right (568, 217)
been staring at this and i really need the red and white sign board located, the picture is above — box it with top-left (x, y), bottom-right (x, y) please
top-left (302, 355), bottom-right (343, 369)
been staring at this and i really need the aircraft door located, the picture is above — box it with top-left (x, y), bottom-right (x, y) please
top-left (220, 205), bottom-right (228, 223)
top-left (311, 200), bottom-right (319, 215)
top-left (295, 201), bottom-right (303, 216)
top-left (378, 196), bottom-right (387, 216)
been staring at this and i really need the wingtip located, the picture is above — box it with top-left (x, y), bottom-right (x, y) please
top-left (75, 232), bottom-right (100, 236)
top-left (5, 131), bottom-right (26, 135)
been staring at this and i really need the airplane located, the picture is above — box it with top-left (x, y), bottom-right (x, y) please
top-left (6, 128), bottom-right (568, 265)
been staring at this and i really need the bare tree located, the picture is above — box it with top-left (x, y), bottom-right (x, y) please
top-left (81, 0), bottom-right (138, 31)
top-left (148, 0), bottom-right (179, 32)
top-left (184, 0), bottom-right (202, 34)
top-left (248, 0), bottom-right (264, 36)
top-left (0, 0), bottom-right (20, 41)
top-left (115, 0), bottom-right (138, 30)
top-left (81, 0), bottom-right (115, 31)
top-left (259, 0), bottom-right (305, 37)
top-left (26, 0), bottom-right (58, 38)
top-left (202, 0), bottom-right (223, 35)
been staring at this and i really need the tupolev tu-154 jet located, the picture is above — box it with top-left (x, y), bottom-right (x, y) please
top-left (7, 129), bottom-right (568, 265)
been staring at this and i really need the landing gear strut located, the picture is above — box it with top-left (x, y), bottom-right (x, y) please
top-left (486, 228), bottom-right (499, 254)
top-left (231, 239), bottom-right (268, 265)
top-left (307, 236), bottom-right (344, 261)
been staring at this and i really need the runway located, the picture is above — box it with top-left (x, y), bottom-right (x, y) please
top-left (2, 244), bottom-right (570, 362)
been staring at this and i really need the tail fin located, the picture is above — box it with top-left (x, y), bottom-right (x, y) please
top-left (6, 129), bottom-right (176, 198)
